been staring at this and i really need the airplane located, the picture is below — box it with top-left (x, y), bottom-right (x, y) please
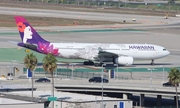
top-left (14, 16), bottom-right (170, 66)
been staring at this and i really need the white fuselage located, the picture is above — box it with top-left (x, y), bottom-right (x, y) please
top-left (52, 43), bottom-right (170, 61)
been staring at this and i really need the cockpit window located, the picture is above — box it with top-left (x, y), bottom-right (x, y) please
top-left (163, 49), bottom-right (166, 51)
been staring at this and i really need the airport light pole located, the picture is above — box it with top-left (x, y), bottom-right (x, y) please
top-left (163, 65), bottom-right (164, 82)
top-left (150, 69), bottom-right (152, 88)
top-left (160, 65), bottom-right (165, 82)
top-left (147, 68), bottom-right (152, 88)
top-left (101, 64), bottom-right (106, 108)
top-left (11, 60), bottom-right (18, 74)
top-left (69, 63), bottom-right (75, 79)
top-left (71, 64), bottom-right (73, 79)
top-left (148, 68), bottom-right (155, 88)
top-left (130, 71), bottom-right (132, 80)
top-left (114, 64), bottom-right (118, 79)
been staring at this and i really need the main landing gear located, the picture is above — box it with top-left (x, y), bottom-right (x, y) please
top-left (83, 61), bottom-right (103, 66)
top-left (151, 59), bottom-right (154, 66)
top-left (83, 61), bottom-right (94, 65)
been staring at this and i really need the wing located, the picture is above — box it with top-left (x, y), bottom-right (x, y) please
top-left (97, 47), bottom-right (120, 58)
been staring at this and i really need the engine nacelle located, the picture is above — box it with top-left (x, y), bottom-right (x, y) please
top-left (114, 56), bottom-right (134, 65)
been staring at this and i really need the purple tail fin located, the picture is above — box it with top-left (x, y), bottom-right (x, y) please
top-left (15, 16), bottom-right (60, 56)
top-left (14, 16), bottom-right (48, 44)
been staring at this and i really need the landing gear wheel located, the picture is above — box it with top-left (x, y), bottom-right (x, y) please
top-left (83, 61), bottom-right (94, 65)
top-left (83, 61), bottom-right (89, 65)
top-left (151, 59), bottom-right (154, 66)
top-left (88, 61), bottom-right (94, 65)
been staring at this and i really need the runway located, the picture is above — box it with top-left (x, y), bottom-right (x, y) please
top-left (0, 6), bottom-right (180, 25)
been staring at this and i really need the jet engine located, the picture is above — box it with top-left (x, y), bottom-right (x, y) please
top-left (113, 56), bottom-right (134, 65)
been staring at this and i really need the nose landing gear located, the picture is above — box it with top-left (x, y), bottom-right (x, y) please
top-left (151, 59), bottom-right (154, 65)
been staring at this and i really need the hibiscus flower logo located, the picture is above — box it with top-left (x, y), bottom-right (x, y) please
top-left (17, 22), bottom-right (26, 32)
top-left (17, 22), bottom-right (33, 43)
top-left (37, 42), bottom-right (59, 56)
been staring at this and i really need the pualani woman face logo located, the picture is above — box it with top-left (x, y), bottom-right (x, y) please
top-left (23, 26), bottom-right (32, 43)
top-left (17, 22), bottom-right (33, 43)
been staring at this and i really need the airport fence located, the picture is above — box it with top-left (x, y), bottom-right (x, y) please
top-left (23, 67), bottom-right (109, 79)
top-left (22, 67), bottom-right (168, 81)
top-left (22, 67), bottom-right (140, 80)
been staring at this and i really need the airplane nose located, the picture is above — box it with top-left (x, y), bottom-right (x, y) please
top-left (166, 50), bottom-right (170, 55)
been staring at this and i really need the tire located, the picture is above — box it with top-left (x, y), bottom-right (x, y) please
top-left (89, 61), bottom-right (94, 65)
top-left (83, 61), bottom-right (89, 65)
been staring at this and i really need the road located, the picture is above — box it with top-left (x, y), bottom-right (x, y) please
top-left (0, 78), bottom-right (179, 94)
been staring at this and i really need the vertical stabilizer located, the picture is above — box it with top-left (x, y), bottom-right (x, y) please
top-left (15, 16), bottom-right (60, 56)
top-left (14, 16), bottom-right (48, 44)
